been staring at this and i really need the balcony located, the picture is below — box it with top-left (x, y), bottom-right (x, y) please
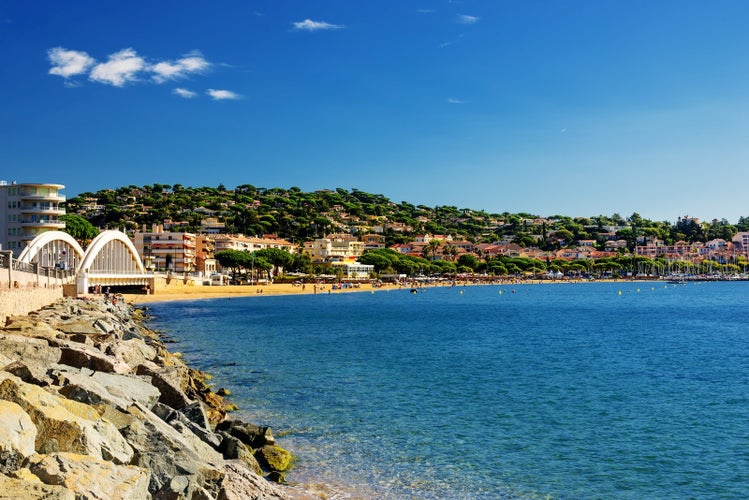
top-left (19, 193), bottom-right (66, 203)
top-left (20, 206), bottom-right (65, 216)
top-left (20, 218), bottom-right (66, 229)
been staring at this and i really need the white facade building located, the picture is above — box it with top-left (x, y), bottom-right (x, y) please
top-left (0, 181), bottom-right (66, 256)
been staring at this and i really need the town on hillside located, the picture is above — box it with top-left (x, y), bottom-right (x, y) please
top-left (3, 181), bottom-right (749, 284)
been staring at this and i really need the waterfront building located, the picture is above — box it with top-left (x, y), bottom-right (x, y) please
top-left (133, 224), bottom-right (196, 273)
top-left (213, 234), bottom-right (294, 254)
top-left (329, 261), bottom-right (375, 279)
top-left (304, 234), bottom-right (364, 264)
top-left (0, 181), bottom-right (66, 257)
top-left (196, 234), bottom-right (217, 276)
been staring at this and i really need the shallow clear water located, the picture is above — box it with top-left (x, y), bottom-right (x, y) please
top-left (147, 282), bottom-right (749, 499)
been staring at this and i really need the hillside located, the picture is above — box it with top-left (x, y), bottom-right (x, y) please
top-left (64, 184), bottom-right (749, 251)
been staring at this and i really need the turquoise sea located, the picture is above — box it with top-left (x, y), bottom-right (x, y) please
top-left (146, 282), bottom-right (749, 499)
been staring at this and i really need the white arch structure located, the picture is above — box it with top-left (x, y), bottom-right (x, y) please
top-left (17, 231), bottom-right (85, 269)
top-left (76, 230), bottom-right (152, 293)
top-left (78, 230), bottom-right (145, 274)
top-left (18, 230), bottom-right (154, 293)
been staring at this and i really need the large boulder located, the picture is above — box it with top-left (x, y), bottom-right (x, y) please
top-left (122, 402), bottom-right (225, 496)
top-left (0, 400), bottom-right (37, 473)
top-left (56, 320), bottom-right (103, 336)
top-left (219, 435), bottom-right (263, 475)
top-left (216, 420), bottom-right (276, 448)
top-left (52, 367), bottom-right (161, 411)
top-left (27, 452), bottom-right (150, 500)
top-left (254, 445), bottom-right (294, 473)
top-left (2, 317), bottom-right (61, 341)
top-left (0, 373), bottom-right (133, 464)
top-left (0, 333), bottom-right (61, 368)
top-left (136, 363), bottom-right (193, 410)
top-left (2, 360), bottom-right (55, 387)
top-left (108, 339), bottom-right (157, 369)
top-left (56, 344), bottom-right (130, 374)
top-left (218, 461), bottom-right (291, 500)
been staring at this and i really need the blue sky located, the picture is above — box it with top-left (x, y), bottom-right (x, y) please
top-left (2, 1), bottom-right (748, 223)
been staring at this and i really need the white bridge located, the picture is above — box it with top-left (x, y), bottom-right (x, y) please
top-left (17, 230), bottom-right (154, 294)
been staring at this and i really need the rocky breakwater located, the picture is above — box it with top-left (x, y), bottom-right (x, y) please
top-left (0, 296), bottom-right (294, 499)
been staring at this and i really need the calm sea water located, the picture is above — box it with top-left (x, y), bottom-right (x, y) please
top-left (146, 282), bottom-right (749, 499)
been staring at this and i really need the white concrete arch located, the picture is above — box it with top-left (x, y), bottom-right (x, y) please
top-left (17, 231), bottom-right (85, 267)
top-left (77, 230), bottom-right (145, 274)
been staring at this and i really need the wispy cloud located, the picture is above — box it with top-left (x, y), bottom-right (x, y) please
top-left (292, 19), bottom-right (344, 31)
top-left (173, 88), bottom-right (198, 99)
top-left (416, 9), bottom-right (434, 14)
top-left (207, 89), bottom-right (241, 100)
top-left (48, 47), bottom-right (95, 79)
top-left (48, 47), bottom-right (237, 101)
top-left (440, 34), bottom-right (464, 48)
top-left (151, 51), bottom-right (210, 83)
top-left (89, 48), bottom-right (146, 87)
top-left (447, 98), bottom-right (465, 104)
top-left (457, 14), bottom-right (480, 25)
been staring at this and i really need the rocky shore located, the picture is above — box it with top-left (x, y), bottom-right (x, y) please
top-left (0, 296), bottom-right (295, 499)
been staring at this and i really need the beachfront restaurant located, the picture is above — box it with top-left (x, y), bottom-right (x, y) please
top-left (330, 261), bottom-right (375, 280)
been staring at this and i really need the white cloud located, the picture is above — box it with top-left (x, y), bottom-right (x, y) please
top-left (292, 19), bottom-right (344, 31)
top-left (457, 14), bottom-right (480, 24)
top-left (416, 9), bottom-right (434, 14)
top-left (48, 47), bottom-right (95, 78)
top-left (173, 88), bottom-right (197, 99)
top-left (207, 89), bottom-right (241, 100)
top-left (151, 51), bottom-right (210, 83)
top-left (89, 48), bottom-right (146, 86)
top-left (448, 98), bottom-right (465, 104)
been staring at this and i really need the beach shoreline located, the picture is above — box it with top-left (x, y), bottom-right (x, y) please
top-left (124, 278), bottom-right (642, 305)
top-left (124, 281), bottom-right (398, 304)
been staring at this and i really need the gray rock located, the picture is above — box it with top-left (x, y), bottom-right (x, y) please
top-left (122, 401), bottom-right (225, 496)
top-left (216, 420), bottom-right (276, 448)
top-left (108, 339), bottom-right (157, 369)
top-left (93, 318), bottom-right (115, 335)
top-left (136, 364), bottom-right (193, 410)
top-left (57, 319), bottom-right (101, 336)
top-left (153, 402), bottom-right (223, 450)
top-left (57, 345), bottom-right (130, 374)
top-left (219, 435), bottom-right (262, 475)
top-left (179, 401), bottom-right (211, 431)
top-left (218, 461), bottom-right (291, 500)
top-left (51, 367), bottom-right (160, 411)
top-left (0, 333), bottom-right (61, 368)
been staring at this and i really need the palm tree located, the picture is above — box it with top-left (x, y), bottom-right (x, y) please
top-left (442, 244), bottom-right (458, 262)
top-left (426, 239), bottom-right (442, 261)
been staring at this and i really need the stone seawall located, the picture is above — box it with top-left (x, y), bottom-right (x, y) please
top-left (0, 297), bottom-right (294, 499)
top-left (0, 288), bottom-right (64, 323)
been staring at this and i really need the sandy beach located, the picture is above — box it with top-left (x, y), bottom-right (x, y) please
top-left (124, 281), bottom-right (399, 304)
top-left (123, 278), bottom-right (629, 305)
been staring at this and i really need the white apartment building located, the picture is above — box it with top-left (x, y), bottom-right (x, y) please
top-left (0, 181), bottom-right (66, 256)
top-left (304, 234), bottom-right (364, 263)
top-left (213, 234), bottom-right (295, 254)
